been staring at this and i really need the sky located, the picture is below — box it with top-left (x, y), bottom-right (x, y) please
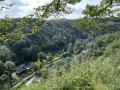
top-left (0, 0), bottom-right (101, 19)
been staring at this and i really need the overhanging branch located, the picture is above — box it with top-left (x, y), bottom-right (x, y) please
top-left (92, 0), bottom-right (113, 17)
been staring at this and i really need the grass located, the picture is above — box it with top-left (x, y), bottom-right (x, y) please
top-left (12, 79), bottom-right (18, 86)
top-left (12, 73), bottom-right (21, 81)
top-left (27, 70), bottom-right (33, 75)
top-left (52, 56), bottom-right (60, 62)
top-left (19, 84), bottom-right (47, 90)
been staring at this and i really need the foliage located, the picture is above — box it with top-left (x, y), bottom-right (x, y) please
top-left (74, 0), bottom-right (120, 33)
top-left (21, 45), bottom-right (41, 62)
top-left (22, 48), bottom-right (120, 90)
top-left (40, 67), bottom-right (48, 79)
top-left (0, 0), bottom-right (120, 89)
top-left (4, 61), bottom-right (15, 78)
top-left (19, 84), bottom-right (47, 90)
top-left (0, 60), bottom-right (4, 75)
top-left (37, 52), bottom-right (46, 62)
top-left (33, 59), bottom-right (48, 78)
top-left (0, 45), bottom-right (14, 62)
top-left (27, 70), bottom-right (33, 75)
top-left (4, 61), bottom-right (15, 89)
top-left (67, 43), bottom-right (73, 54)
top-left (73, 39), bottom-right (84, 53)
top-left (76, 54), bottom-right (84, 63)
top-left (12, 72), bottom-right (36, 90)
top-left (33, 59), bottom-right (42, 70)
top-left (4, 61), bottom-right (15, 70)
top-left (0, 74), bottom-right (9, 90)
top-left (90, 31), bottom-right (120, 57)
top-left (55, 73), bottom-right (94, 90)
top-left (0, 0), bottom-right (120, 42)
top-left (61, 52), bottom-right (70, 58)
top-left (8, 19), bottom-right (88, 64)
top-left (0, 0), bottom-right (83, 42)
top-left (21, 31), bottom-right (120, 90)
top-left (104, 39), bottom-right (120, 57)
top-left (52, 56), bottom-right (60, 62)
top-left (12, 74), bottom-right (21, 81)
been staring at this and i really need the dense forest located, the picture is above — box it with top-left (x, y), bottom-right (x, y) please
top-left (0, 19), bottom-right (92, 77)
top-left (0, 18), bottom-right (120, 90)
top-left (21, 29), bottom-right (120, 90)
top-left (0, 0), bottom-right (120, 90)
top-left (0, 19), bottom-right (89, 63)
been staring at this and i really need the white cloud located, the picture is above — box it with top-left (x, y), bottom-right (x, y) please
top-left (65, 0), bottom-right (101, 19)
top-left (68, 0), bottom-right (101, 10)
top-left (18, 0), bottom-right (53, 17)
top-left (0, 0), bottom-right (101, 19)
top-left (20, 0), bottom-right (53, 11)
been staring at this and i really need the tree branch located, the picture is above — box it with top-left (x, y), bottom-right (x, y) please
top-left (41, 0), bottom-right (55, 18)
top-left (56, 0), bottom-right (61, 11)
top-left (93, 0), bottom-right (113, 17)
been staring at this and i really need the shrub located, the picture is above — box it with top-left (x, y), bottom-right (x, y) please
top-left (40, 67), bottom-right (48, 79)
top-left (55, 74), bottom-right (94, 90)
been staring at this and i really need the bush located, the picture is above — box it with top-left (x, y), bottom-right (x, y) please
top-left (103, 40), bottom-right (120, 57)
top-left (27, 70), bottom-right (33, 75)
top-left (37, 52), bottom-right (46, 61)
top-left (55, 73), bottom-right (94, 90)
top-left (61, 52), bottom-right (70, 58)
top-left (40, 67), bottom-right (48, 79)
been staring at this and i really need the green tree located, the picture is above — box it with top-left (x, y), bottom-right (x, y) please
top-left (67, 43), bottom-right (73, 54)
top-left (4, 61), bottom-right (15, 78)
top-left (0, 74), bottom-right (9, 90)
top-left (73, 39), bottom-right (83, 53)
top-left (33, 59), bottom-right (48, 78)
top-left (0, 0), bottom-right (120, 42)
top-left (74, 0), bottom-right (120, 33)
top-left (0, 60), bottom-right (4, 75)
top-left (0, 0), bottom-right (82, 42)
top-left (4, 61), bottom-right (15, 89)
top-left (33, 59), bottom-right (42, 70)
top-left (22, 45), bottom-right (41, 62)
top-left (37, 52), bottom-right (46, 62)
top-left (0, 46), bottom-right (14, 62)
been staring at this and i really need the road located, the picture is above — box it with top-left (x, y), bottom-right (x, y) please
top-left (26, 76), bottom-right (36, 86)
top-left (13, 71), bottom-right (36, 88)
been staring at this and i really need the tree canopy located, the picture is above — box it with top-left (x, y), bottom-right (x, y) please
top-left (0, 0), bottom-right (120, 42)
top-left (74, 0), bottom-right (120, 33)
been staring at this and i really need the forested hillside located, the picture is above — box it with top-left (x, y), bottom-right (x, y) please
top-left (0, 0), bottom-right (120, 90)
top-left (0, 18), bottom-right (120, 90)
top-left (11, 19), bottom-right (90, 63)
top-left (21, 31), bottom-right (120, 90)
top-left (0, 19), bottom-right (91, 76)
